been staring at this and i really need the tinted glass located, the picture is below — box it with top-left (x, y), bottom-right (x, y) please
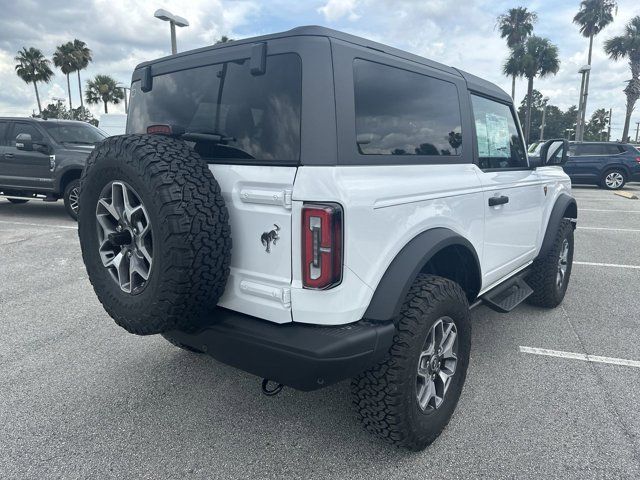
top-left (41, 122), bottom-right (106, 144)
top-left (353, 59), bottom-right (463, 156)
top-left (0, 122), bottom-right (7, 146)
top-left (128, 53), bottom-right (302, 162)
top-left (577, 144), bottom-right (607, 155)
top-left (11, 123), bottom-right (44, 146)
top-left (471, 95), bottom-right (527, 169)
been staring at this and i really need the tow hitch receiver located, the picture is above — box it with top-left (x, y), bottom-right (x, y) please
top-left (261, 379), bottom-right (284, 396)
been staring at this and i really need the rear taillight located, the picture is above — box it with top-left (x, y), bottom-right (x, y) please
top-left (635, 157), bottom-right (640, 164)
top-left (147, 124), bottom-right (172, 135)
top-left (302, 203), bottom-right (343, 289)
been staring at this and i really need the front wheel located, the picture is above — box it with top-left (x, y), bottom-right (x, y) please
top-left (601, 169), bottom-right (626, 190)
top-left (526, 219), bottom-right (574, 308)
top-left (63, 179), bottom-right (81, 220)
top-left (351, 275), bottom-right (471, 450)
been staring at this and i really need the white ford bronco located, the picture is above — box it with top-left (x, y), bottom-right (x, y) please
top-left (78, 26), bottom-right (577, 450)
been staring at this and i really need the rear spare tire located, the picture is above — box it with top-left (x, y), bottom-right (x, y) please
top-left (78, 135), bottom-right (232, 335)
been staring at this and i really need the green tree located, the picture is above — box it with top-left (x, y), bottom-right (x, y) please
top-left (573, 0), bottom-right (617, 138)
top-left (72, 39), bottom-right (92, 108)
top-left (215, 35), bottom-right (234, 45)
top-left (14, 47), bottom-right (54, 115)
top-left (514, 36), bottom-right (560, 143)
top-left (604, 16), bottom-right (640, 142)
top-left (39, 99), bottom-right (69, 120)
top-left (496, 7), bottom-right (537, 99)
top-left (85, 74), bottom-right (124, 114)
top-left (584, 108), bottom-right (610, 140)
top-left (53, 41), bottom-right (77, 113)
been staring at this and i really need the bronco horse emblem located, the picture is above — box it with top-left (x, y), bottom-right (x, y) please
top-left (261, 224), bottom-right (280, 253)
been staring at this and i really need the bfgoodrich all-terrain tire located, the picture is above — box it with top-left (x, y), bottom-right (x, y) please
top-left (526, 219), bottom-right (574, 308)
top-left (78, 134), bottom-right (232, 335)
top-left (351, 275), bottom-right (471, 450)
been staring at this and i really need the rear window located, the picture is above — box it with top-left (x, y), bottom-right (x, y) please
top-left (127, 53), bottom-right (302, 163)
top-left (576, 143), bottom-right (621, 155)
top-left (41, 122), bottom-right (106, 144)
top-left (353, 59), bottom-right (463, 156)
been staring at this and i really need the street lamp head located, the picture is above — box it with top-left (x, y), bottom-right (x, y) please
top-left (578, 64), bottom-right (591, 74)
top-left (154, 8), bottom-right (189, 27)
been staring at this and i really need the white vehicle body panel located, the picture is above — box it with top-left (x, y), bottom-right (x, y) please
top-left (211, 164), bottom-right (297, 324)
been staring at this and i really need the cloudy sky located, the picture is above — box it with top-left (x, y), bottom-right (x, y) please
top-left (1, 0), bottom-right (639, 139)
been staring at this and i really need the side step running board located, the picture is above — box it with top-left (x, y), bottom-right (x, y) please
top-left (481, 273), bottom-right (533, 313)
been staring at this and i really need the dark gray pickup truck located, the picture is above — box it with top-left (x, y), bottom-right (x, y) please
top-left (0, 117), bottom-right (107, 219)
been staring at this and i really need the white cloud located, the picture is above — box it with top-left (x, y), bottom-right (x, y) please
top-left (317, 0), bottom-right (361, 22)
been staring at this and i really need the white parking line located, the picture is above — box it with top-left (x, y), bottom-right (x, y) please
top-left (578, 226), bottom-right (640, 233)
top-left (519, 346), bottom-right (640, 368)
top-left (0, 220), bottom-right (76, 230)
top-left (581, 208), bottom-right (640, 213)
top-left (574, 261), bottom-right (640, 269)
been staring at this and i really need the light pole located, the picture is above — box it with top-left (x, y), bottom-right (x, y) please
top-left (576, 65), bottom-right (591, 142)
top-left (121, 86), bottom-right (130, 114)
top-left (636, 122), bottom-right (640, 143)
top-left (607, 108), bottom-right (612, 142)
top-left (154, 9), bottom-right (189, 55)
top-left (539, 96), bottom-right (550, 142)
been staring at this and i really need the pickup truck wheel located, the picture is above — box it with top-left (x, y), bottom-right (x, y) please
top-left (600, 169), bottom-right (626, 190)
top-left (63, 179), bottom-right (81, 220)
top-left (78, 134), bottom-right (232, 335)
top-left (351, 274), bottom-right (471, 451)
top-left (7, 198), bottom-right (29, 204)
top-left (526, 219), bottom-right (574, 308)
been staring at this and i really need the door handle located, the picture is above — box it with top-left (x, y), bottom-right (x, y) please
top-left (488, 195), bottom-right (509, 207)
top-left (4, 153), bottom-right (14, 159)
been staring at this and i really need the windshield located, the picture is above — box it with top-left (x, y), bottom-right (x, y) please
top-left (42, 122), bottom-right (107, 144)
top-left (127, 53), bottom-right (302, 163)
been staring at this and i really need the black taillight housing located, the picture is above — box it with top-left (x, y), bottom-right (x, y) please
top-left (301, 203), bottom-right (343, 289)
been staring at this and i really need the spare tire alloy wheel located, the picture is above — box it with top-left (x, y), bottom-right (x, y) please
top-left (96, 181), bottom-right (153, 295)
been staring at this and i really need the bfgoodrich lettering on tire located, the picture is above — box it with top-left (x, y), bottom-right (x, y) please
top-left (351, 274), bottom-right (471, 450)
top-left (77, 135), bottom-right (232, 335)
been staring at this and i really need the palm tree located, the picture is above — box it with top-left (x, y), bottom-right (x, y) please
top-left (53, 42), bottom-right (77, 112)
top-left (574, 0), bottom-right (617, 139)
top-left (604, 16), bottom-right (640, 142)
top-left (516, 36), bottom-right (561, 143)
top-left (503, 51), bottom-right (525, 100)
top-left (71, 39), bottom-right (92, 108)
top-left (14, 47), bottom-right (54, 115)
top-left (85, 74), bottom-right (124, 113)
top-left (496, 7), bottom-right (537, 99)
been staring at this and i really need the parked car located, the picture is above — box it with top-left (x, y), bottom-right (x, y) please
top-left (76, 26), bottom-right (576, 450)
top-left (0, 118), bottom-right (107, 219)
top-left (564, 141), bottom-right (639, 189)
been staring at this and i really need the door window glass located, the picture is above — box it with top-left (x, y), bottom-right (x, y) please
top-left (11, 123), bottom-right (44, 146)
top-left (0, 122), bottom-right (8, 146)
top-left (576, 144), bottom-right (606, 156)
top-left (471, 95), bottom-right (527, 169)
top-left (353, 59), bottom-right (463, 156)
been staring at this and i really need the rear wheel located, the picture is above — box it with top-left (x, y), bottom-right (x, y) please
top-left (63, 179), bottom-right (81, 220)
top-left (78, 134), bottom-right (232, 335)
top-left (600, 169), bottom-right (626, 190)
top-left (7, 198), bottom-right (29, 204)
top-left (351, 275), bottom-right (471, 450)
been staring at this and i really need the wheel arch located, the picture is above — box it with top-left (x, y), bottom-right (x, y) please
top-left (58, 168), bottom-right (83, 194)
top-left (363, 228), bottom-right (482, 323)
top-left (539, 193), bottom-right (577, 258)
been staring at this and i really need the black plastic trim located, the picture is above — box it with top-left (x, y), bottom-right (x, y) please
top-left (539, 193), bottom-right (578, 258)
top-left (363, 228), bottom-right (481, 322)
top-left (165, 309), bottom-right (395, 391)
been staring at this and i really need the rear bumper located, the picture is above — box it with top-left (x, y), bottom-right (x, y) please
top-left (630, 172), bottom-right (640, 182)
top-left (166, 309), bottom-right (395, 391)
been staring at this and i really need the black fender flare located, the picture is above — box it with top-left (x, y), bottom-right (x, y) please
top-left (538, 193), bottom-right (577, 258)
top-left (363, 228), bottom-right (481, 322)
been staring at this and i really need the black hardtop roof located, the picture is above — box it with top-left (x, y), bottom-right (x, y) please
top-left (135, 25), bottom-right (510, 103)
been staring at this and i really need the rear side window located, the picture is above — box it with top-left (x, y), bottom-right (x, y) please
top-left (353, 59), bottom-right (463, 156)
top-left (471, 95), bottom-right (527, 169)
top-left (0, 122), bottom-right (7, 146)
top-left (575, 143), bottom-right (620, 155)
top-left (128, 53), bottom-right (302, 163)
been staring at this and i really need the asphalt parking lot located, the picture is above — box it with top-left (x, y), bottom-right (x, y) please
top-left (1, 185), bottom-right (640, 480)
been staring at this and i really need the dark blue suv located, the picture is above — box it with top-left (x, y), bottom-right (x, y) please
top-left (563, 141), bottom-right (640, 190)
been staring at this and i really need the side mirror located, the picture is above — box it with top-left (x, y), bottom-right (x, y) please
top-left (539, 138), bottom-right (569, 166)
top-left (16, 133), bottom-right (33, 151)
